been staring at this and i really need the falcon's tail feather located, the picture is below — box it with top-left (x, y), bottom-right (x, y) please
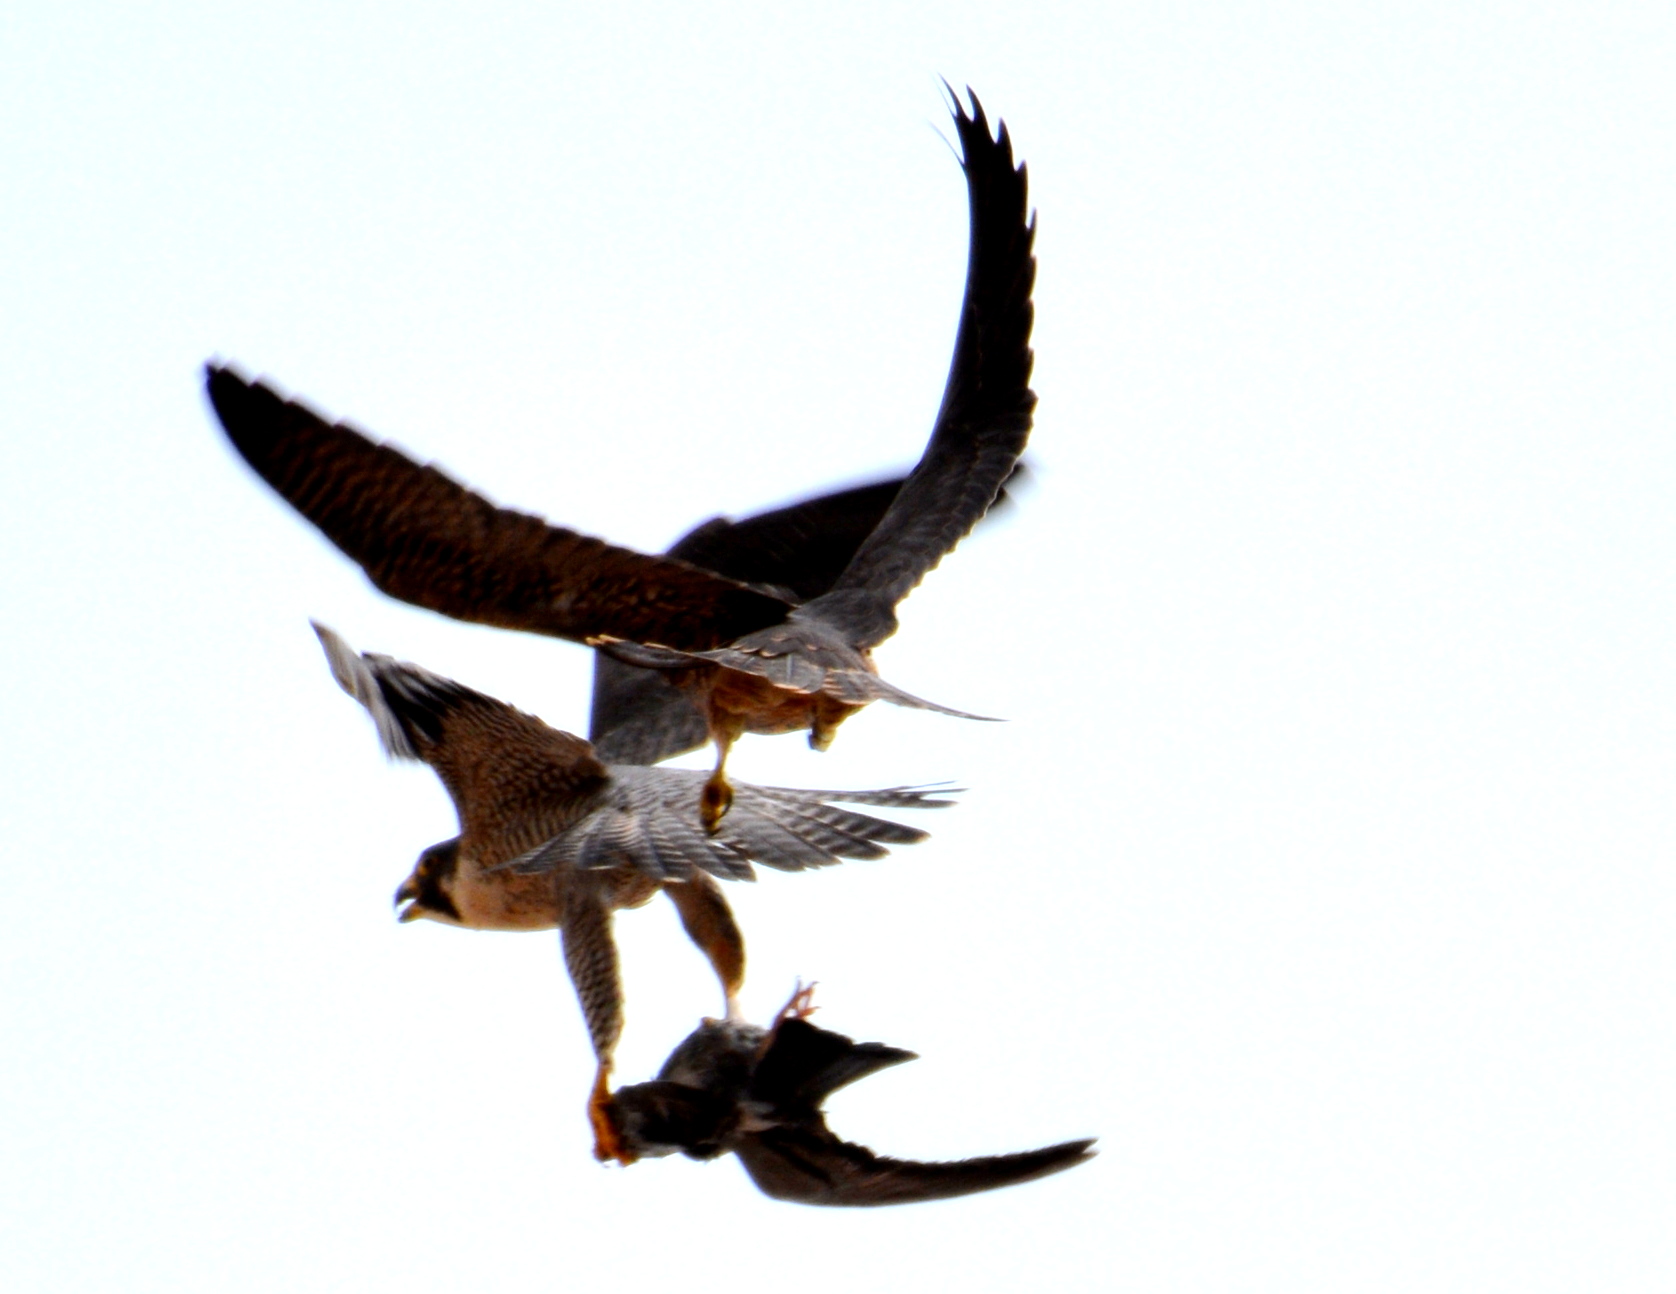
top-left (592, 637), bottom-right (1000, 721)
top-left (835, 670), bottom-right (1000, 719)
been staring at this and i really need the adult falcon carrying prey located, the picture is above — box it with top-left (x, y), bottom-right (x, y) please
top-left (313, 624), bottom-right (950, 1163)
top-left (208, 89), bottom-right (1034, 831)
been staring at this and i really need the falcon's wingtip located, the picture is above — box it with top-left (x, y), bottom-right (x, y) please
top-left (309, 621), bottom-right (422, 762)
top-left (202, 359), bottom-right (255, 406)
top-left (938, 78), bottom-right (987, 129)
top-left (310, 620), bottom-right (359, 694)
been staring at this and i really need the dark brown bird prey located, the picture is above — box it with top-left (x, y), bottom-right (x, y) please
top-left (313, 624), bottom-right (951, 1163)
top-left (207, 88), bottom-right (1034, 830)
top-left (607, 988), bottom-right (1096, 1204)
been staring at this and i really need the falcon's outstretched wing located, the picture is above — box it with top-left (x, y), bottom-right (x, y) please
top-left (209, 367), bottom-right (793, 650)
top-left (317, 623), bottom-right (948, 885)
top-left (504, 770), bottom-right (953, 883)
top-left (314, 622), bottom-right (608, 859)
top-left (805, 88), bottom-right (1037, 647)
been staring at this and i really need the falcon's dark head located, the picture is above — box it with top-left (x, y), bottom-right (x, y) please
top-left (394, 839), bottom-right (464, 925)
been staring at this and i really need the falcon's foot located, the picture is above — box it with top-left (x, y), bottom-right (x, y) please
top-left (700, 768), bottom-right (734, 834)
top-left (808, 714), bottom-right (840, 752)
top-left (808, 695), bottom-right (863, 752)
top-left (588, 1066), bottom-right (636, 1165)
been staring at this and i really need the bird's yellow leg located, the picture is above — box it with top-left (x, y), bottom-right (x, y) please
top-left (665, 876), bottom-right (745, 1019)
top-left (808, 697), bottom-right (859, 752)
top-left (808, 713), bottom-right (840, 752)
top-left (588, 1063), bottom-right (636, 1166)
top-left (700, 727), bottom-right (739, 833)
top-left (561, 891), bottom-right (632, 1162)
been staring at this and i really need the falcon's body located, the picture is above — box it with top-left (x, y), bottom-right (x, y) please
top-left (608, 992), bottom-right (1097, 1204)
top-left (314, 624), bottom-right (949, 1160)
top-left (586, 469), bottom-right (1020, 765)
top-left (208, 88), bottom-right (1035, 829)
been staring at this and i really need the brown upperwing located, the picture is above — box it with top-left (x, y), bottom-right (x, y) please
top-left (206, 365), bottom-right (794, 651)
top-left (401, 676), bottom-right (612, 866)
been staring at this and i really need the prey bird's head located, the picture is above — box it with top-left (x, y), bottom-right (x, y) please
top-left (394, 839), bottom-right (464, 926)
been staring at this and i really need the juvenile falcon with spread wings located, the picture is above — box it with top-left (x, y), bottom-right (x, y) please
top-left (207, 88), bottom-right (1034, 830)
top-left (314, 624), bottom-right (950, 1163)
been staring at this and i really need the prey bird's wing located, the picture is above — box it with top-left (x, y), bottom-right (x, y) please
top-left (749, 1017), bottom-right (918, 1108)
top-left (734, 1130), bottom-right (1096, 1207)
top-left (210, 367), bottom-right (793, 651)
top-left (315, 623), bottom-right (609, 862)
top-left (804, 89), bottom-right (1036, 648)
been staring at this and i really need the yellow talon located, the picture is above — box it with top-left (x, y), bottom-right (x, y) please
top-left (588, 1066), bottom-right (636, 1165)
top-left (700, 771), bottom-right (733, 833)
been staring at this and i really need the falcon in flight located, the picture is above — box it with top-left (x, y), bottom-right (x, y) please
top-left (574, 471), bottom-right (1014, 1082)
top-left (207, 88), bottom-right (1034, 831)
top-left (586, 463), bottom-right (1023, 766)
top-left (314, 624), bottom-right (950, 1163)
top-left (608, 988), bottom-right (1096, 1203)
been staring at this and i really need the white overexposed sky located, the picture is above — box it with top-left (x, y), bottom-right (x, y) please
top-left (3, 3), bottom-right (1673, 1290)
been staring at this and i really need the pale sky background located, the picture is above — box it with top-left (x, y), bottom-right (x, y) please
top-left (3, 3), bottom-right (1674, 1291)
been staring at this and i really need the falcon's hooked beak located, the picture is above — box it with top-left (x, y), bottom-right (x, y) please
top-left (394, 874), bottom-right (424, 923)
